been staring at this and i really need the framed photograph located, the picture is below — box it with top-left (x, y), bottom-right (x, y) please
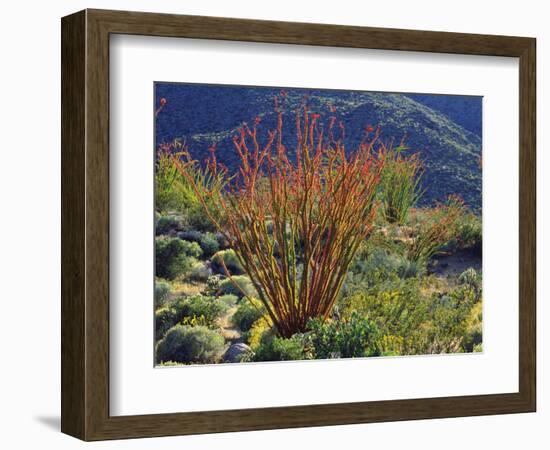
top-left (61, 9), bottom-right (536, 441)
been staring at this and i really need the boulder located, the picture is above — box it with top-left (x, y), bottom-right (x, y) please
top-left (223, 343), bottom-right (253, 363)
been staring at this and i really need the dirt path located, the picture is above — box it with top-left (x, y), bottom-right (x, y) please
top-left (218, 306), bottom-right (243, 343)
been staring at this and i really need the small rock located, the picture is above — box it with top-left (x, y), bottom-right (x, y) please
top-left (223, 343), bottom-right (253, 363)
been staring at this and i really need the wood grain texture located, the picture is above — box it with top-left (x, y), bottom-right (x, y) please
top-left (61, 10), bottom-right (86, 439)
top-left (61, 8), bottom-right (537, 441)
top-left (518, 39), bottom-right (536, 409)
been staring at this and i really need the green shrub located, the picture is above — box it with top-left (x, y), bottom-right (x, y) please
top-left (155, 140), bottom-right (219, 231)
top-left (157, 361), bottom-right (182, 367)
top-left (173, 294), bottom-right (228, 327)
top-left (205, 274), bottom-right (223, 295)
top-left (185, 206), bottom-right (217, 232)
top-left (359, 247), bottom-right (418, 279)
top-left (343, 246), bottom-right (422, 299)
top-left (155, 306), bottom-right (179, 341)
top-left (341, 278), bottom-right (480, 355)
top-left (463, 301), bottom-right (482, 352)
top-left (253, 334), bottom-right (310, 362)
top-left (378, 146), bottom-right (423, 224)
top-left (218, 275), bottom-right (257, 298)
top-left (156, 215), bottom-right (183, 235)
top-left (232, 298), bottom-right (265, 332)
top-left (154, 280), bottom-right (172, 308)
top-left (339, 279), bottom-right (431, 355)
top-left (180, 315), bottom-right (211, 328)
top-left (405, 198), bottom-right (464, 266)
top-left (396, 258), bottom-right (423, 278)
top-left (246, 318), bottom-right (274, 350)
top-left (177, 229), bottom-right (202, 243)
top-left (378, 335), bottom-right (405, 356)
top-left (155, 237), bottom-right (202, 279)
top-left (458, 267), bottom-right (482, 299)
top-left (155, 144), bottom-right (185, 212)
top-left (307, 312), bottom-right (381, 359)
top-left (455, 212), bottom-right (482, 256)
top-left (177, 230), bottom-right (220, 257)
top-left (188, 262), bottom-right (212, 282)
top-left (198, 232), bottom-right (220, 257)
top-left (218, 294), bottom-right (239, 307)
top-left (211, 249), bottom-right (245, 275)
top-left (349, 247), bottom-right (396, 281)
top-left (155, 295), bottom-right (227, 340)
top-left (156, 325), bottom-right (225, 364)
top-left (426, 287), bottom-right (477, 353)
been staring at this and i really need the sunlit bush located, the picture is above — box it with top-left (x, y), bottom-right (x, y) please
top-left (155, 140), bottom-right (218, 231)
top-left (155, 142), bottom-right (186, 212)
top-left (156, 325), bottom-right (225, 364)
top-left (339, 279), bottom-right (431, 355)
top-left (341, 280), bottom-right (479, 355)
top-left (253, 334), bottom-right (310, 362)
top-left (218, 275), bottom-right (257, 299)
top-left (378, 335), bottom-right (405, 356)
top-left (173, 294), bottom-right (228, 328)
top-left (426, 286), bottom-right (477, 353)
top-left (405, 197), bottom-right (464, 266)
top-left (217, 294), bottom-right (239, 307)
top-left (455, 212), bottom-right (482, 256)
top-left (155, 306), bottom-right (179, 341)
top-left (343, 246), bottom-right (421, 298)
top-left (458, 267), bottom-right (482, 299)
top-left (157, 361), bottom-right (182, 367)
top-left (307, 312), bottom-right (380, 359)
top-left (211, 249), bottom-right (244, 275)
top-left (463, 300), bottom-right (482, 352)
top-left (188, 262), bottom-right (211, 282)
top-left (378, 145), bottom-right (423, 224)
top-left (232, 298), bottom-right (265, 332)
top-left (154, 279), bottom-right (172, 308)
top-left (204, 274), bottom-right (223, 295)
top-left (246, 318), bottom-right (274, 350)
top-left (155, 294), bottom-right (228, 341)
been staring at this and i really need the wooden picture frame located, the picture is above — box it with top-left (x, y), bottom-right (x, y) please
top-left (61, 8), bottom-right (536, 441)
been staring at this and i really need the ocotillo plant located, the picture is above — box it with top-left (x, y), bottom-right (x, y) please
top-left (173, 104), bottom-right (384, 338)
top-left (378, 144), bottom-right (423, 225)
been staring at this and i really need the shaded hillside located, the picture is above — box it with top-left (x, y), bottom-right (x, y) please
top-left (155, 85), bottom-right (482, 210)
top-left (404, 93), bottom-right (482, 137)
